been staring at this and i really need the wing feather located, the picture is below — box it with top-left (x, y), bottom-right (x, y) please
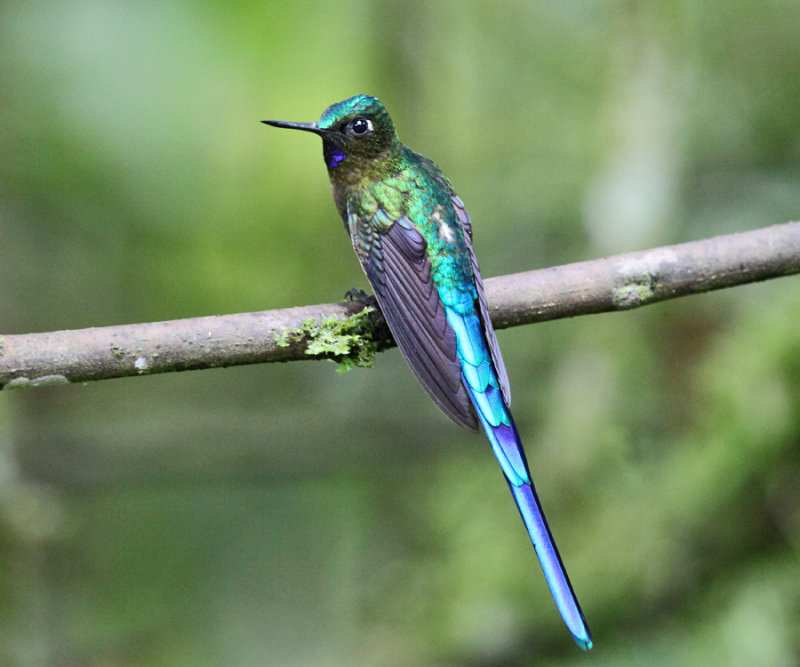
top-left (355, 211), bottom-right (479, 432)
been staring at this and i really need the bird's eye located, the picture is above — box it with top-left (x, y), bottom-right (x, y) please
top-left (350, 118), bottom-right (372, 135)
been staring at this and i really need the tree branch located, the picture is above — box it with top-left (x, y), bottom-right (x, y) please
top-left (2, 222), bottom-right (799, 390)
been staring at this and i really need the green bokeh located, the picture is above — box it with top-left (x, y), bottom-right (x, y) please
top-left (1, 1), bottom-right (799, 664)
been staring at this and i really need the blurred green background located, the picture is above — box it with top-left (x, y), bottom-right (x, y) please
top-left (2, 1), bottom-right (799, 665)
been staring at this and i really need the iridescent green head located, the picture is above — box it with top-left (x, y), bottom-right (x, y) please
top-left (263, 94), bottom-right (399, 171)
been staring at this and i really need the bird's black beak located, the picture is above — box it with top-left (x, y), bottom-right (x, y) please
top-left (261, 119), bottom-right (327, 135)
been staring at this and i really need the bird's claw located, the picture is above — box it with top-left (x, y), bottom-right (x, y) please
top-left (344, 288), bottom-right (390, 341)
top-left (344, 288), bottom-right (378, 308)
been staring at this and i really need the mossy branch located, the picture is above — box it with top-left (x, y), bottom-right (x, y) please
top-left (1, 222), bottom-right (799, 390)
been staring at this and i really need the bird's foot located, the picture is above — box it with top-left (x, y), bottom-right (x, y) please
top-left (343, 288), bottom-right (391, 345)
top-left (344, 288), bottom-right (378, 309)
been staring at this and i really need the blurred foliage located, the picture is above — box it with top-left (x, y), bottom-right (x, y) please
top-left (1, 1), bottom-right (800, 665)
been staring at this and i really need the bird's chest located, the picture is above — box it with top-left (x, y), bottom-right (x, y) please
top-left (355, 174), bottom-right (460, 239)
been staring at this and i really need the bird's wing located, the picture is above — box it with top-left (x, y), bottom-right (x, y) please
top-left (348, 207), bottom-right (479, 432)
top-left (450, 194), bottom-right (511, 404)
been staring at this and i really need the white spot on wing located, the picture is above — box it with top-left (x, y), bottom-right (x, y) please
top-left (432, 206), bottom-right (455, 243)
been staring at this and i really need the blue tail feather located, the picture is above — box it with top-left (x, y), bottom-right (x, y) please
top-left (472, 392), bottom-right (592, 650)
top-left (446, 305), bottom-right (592, 649)
top-left (472, 406), bottom-right (528, 486)
top-left (507, 471), bottom-right (593, 650)
top-left (461, 358), bottom-right (494, 395)
top-left (469, 382), bottom-right (508, 429)
top-left (445, 308), bottom-right (486, 366)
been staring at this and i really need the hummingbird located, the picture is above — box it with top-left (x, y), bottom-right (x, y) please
top-left (263, 95), bottom-right (592, 650)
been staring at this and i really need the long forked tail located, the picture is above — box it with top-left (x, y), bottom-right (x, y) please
top-left (472, 402), bottom-right (593, 650)
top-left (445, 300), bottom-right (591, 648)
